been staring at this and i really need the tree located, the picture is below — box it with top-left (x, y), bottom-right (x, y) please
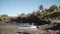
top-left (0, 14), bottom-right (9, 23)
top-left (59, 6), bottom-right (60, 9)
top-left (0, 14), bottom-right (8, 18)
top-left (49, 5), bottom-right (58, 12)
top-left (39, 5), bottom-right (43, 10)
top-left (18, 13), bottom-right (27, 18)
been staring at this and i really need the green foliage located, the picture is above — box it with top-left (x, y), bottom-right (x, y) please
top-left (43, 10), bottom-right (60, 19)
top-left (39, 5), bottom-right (44, 10)
top-left (48, 5), bottom-right (58, 12)
top-left (0, 5), bottom-right (60, 23)
top-left (0, 14), bottom-right (8, 18)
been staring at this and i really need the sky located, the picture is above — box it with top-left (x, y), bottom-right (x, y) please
top-left (0, 0), bottom-right (60, 16)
